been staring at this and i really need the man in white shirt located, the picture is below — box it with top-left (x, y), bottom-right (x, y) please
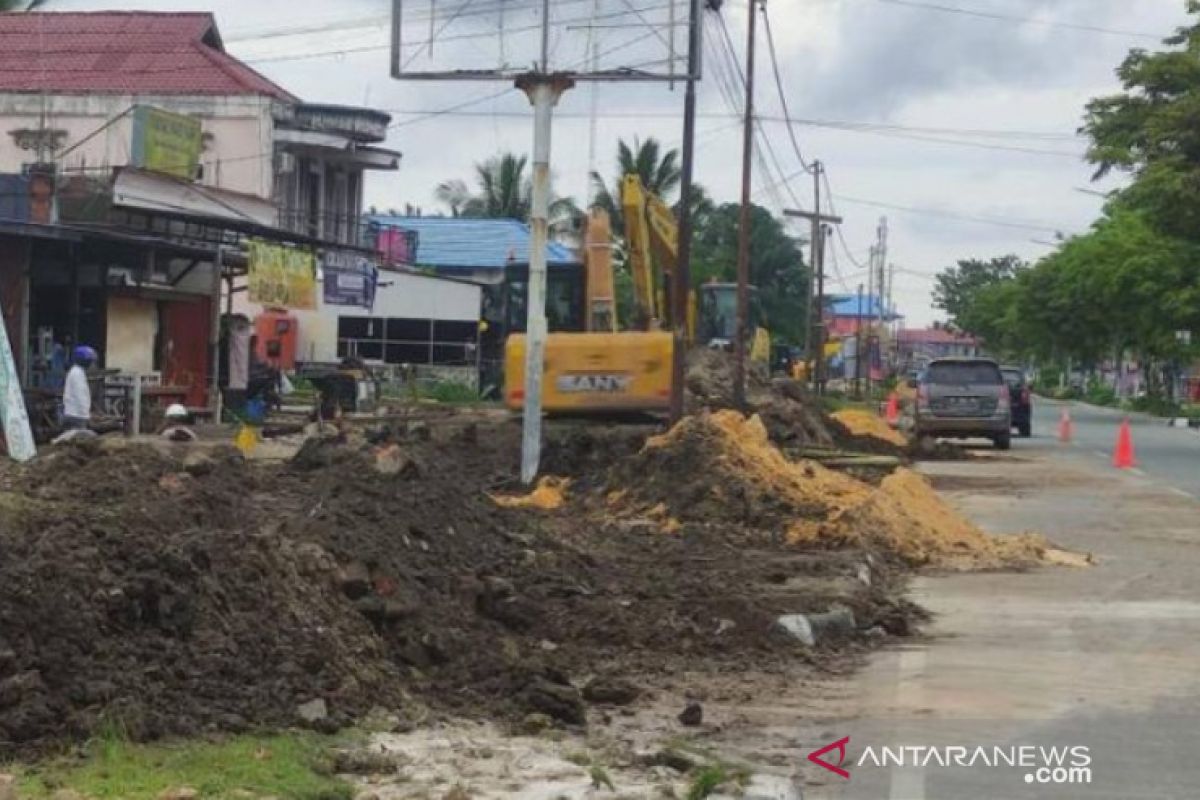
top-left (62, 345), bottom-right (96, 431)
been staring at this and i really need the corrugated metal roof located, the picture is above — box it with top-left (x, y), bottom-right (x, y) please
top-left (367, 216), bottom-right (579, 271)
top-left (0, 12), bottom-right (295, 101)
top-left (826, 294), bottom-right (902, 320)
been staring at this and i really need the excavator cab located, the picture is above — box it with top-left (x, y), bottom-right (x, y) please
top-left (696, 283), bottom-right (771, 362)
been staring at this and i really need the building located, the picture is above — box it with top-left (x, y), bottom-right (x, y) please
top-left (0, 12), bottom-right (399, 245)
top-left (0, 12), bottom-right (403, 426)
top-left (235, 268), bottom-right (483, 385)
top-left (896, 327), bottom-right (981, 367)
top-left (824, 294), bottom-right (901, 338)
top-left (364, 215), bottom-right (584, 386)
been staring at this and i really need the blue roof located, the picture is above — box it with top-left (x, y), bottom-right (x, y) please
top-left (826, 294), bottom-right (902, 320)
top-left (367, 215), bottom-right (579, 271)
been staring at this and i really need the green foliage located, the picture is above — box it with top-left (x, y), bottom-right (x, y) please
top-left (932, 255), bottom-right (1024, 330)
top-left (591, 137), bottom-right (682, 235)
top-left (437, 151), bottom-right (579, 231)
top-left (691, 202), bottom-right (810, 345)
top-left (17, 733), bottom-right (353, 800)
top-left (589, 764), bottom-right (615, 791)
top-left (1084, 379), bottom-right (1117, 407)
top-left (1083, 2), bottom-right (1200, 240)
top-left (685, 766), bottom-right (728, 800)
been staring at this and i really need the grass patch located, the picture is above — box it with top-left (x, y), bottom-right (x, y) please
top-left (17, 732), bottom-right (353, 800)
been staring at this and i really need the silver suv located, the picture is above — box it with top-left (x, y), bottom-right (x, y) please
top-left (912, 357), bottom-right (1012, 450)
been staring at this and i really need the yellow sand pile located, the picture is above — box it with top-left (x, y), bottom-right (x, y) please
top-left (831, 408), bottom-right (908, 447)
top-left (491, 476), bottom-right (570, 510)
top-left (644, 410), bottom-right (871, 512)
top-left (790, 467), bottom-right (1047, 569)
top-left (628, 410), bottom-right (1048, 569)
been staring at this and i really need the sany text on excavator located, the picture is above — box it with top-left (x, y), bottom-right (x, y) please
top-left (504, 175), bottom-right (770, 413)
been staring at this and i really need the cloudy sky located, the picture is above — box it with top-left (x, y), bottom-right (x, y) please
top-left (54, 0), bottom-right (1194, 324)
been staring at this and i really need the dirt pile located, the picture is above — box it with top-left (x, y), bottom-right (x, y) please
top-left (685, 349), bottom-right (836, 450)
top-left (606, 411), bottom-right (1048, 569)
top-left (0, 411), bottom-right (919, 756)
top-left (0, 441), bottom-right (404, 754)
top-left (829, 408), bottom-right (910, 453)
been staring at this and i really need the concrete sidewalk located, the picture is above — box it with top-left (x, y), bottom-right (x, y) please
top-left (807, 437), bottom-right (1200, 799)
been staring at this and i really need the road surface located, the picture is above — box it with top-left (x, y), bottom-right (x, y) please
top-left (810, 427), bottom-right (1200, 799)
top-left (1033, 397), bottom-right (1200, 499)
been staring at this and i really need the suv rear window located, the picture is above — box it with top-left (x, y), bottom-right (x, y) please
top-left (926, 362), bottom-right (1002, 385)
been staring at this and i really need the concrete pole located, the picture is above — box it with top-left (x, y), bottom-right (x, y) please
top-left (517, 75), bottom-right (571, 484)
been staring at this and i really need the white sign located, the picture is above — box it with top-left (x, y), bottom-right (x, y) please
top-left (0, 306), bottom-right (35, 462)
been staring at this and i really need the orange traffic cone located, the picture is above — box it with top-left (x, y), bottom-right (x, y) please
top-left (885, 392), bottom-right (900, 426)
top-left (1058, 408), bottom-right (1074, 443)
top-left (1113, 417), bottom-right (1136, 469)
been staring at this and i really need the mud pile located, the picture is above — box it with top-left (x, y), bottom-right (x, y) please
top-left (0, 414), bottom-right (920, 755)
top-left (686, 349), bottom-right (836, 449)
top-left (606, 411), bottom-right (1048, 569)
top-left (0, 442), bottom-right (404, 754)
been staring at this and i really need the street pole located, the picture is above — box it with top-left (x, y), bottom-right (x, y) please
top-left (816, 222), bottom-right (830, 394)
top-left (805, 161), bottom-right (821, 378)
top-left (670, 0), bottom-right (703, 424)
top-left (855, 281), bottom-right (864, 399)
top-left (516, 3), bottom-right (573, 482)
top-left (734, 0), bottom-right (760, 410)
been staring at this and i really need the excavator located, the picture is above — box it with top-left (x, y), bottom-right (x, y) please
top-left (504, 175), bottom-right (770, 413)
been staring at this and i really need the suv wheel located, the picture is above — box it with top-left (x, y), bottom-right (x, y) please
top-left (994, 432), bottom-right (1012, 450)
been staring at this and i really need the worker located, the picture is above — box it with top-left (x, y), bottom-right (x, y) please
top-left (160, 403), bottom-right (198, 442)
top-left (62, 345), bottom-right (96, 431)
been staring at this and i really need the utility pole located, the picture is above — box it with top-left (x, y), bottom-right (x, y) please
top-left (855, 282), bottom-right (864, 399)
top-left (733, 0), bottom-right (760, 410)
top-left (816, 222), bottom-right (831, 394)
top-left (669, 0), bottom-right (704, 423)
top-left (866, 242), bottom-right (875, 398)
top-left (783, 194), bottom-right (841, 389)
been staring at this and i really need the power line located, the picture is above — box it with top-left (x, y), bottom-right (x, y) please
top-left (874, 0), bottom-right (1165, 40)
top-left (760, 4), bottom-right (811, 174)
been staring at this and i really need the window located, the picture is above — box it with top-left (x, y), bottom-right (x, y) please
top-left (337, 316), bottom-right (477, 366)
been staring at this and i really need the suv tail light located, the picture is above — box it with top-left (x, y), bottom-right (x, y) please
top-left (999, 384), bottom-right (1011, 404)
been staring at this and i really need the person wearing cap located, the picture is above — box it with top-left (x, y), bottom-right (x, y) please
top-left (62, 345), bottom-right (96, 431)
top-left (159, 404), bottom-right (198, 442)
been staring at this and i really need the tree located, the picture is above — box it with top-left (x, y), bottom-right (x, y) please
top-left (691, 202), bottom-right (810, 345)
top-left (590, 137), bottom-right (683, 236)
top-left (436, 152), bottom-right (580, 231)
top-left (931, 255), bottom-right (1025, 331)
top-left (1083, 2), bottom-right (1200, 240)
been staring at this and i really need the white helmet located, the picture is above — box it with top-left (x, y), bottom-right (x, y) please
top-left (165, 403), bottom-right (189, 420)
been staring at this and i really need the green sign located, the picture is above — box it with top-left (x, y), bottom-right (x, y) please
top-left (131, 105), bottom-right (202, 180)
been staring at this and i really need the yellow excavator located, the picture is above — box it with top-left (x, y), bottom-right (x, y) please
top-left (504, 175), bottom-right (769, 413)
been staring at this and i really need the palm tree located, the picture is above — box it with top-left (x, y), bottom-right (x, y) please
top-left (590, 137), bottom-right (683, 236)
top-left (437, 152), bottom-right (581, 234)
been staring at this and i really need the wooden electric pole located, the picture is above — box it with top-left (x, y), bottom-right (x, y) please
top-left (733, 0), bottom-right (760, 410)
top-left (670, 0), bottom-right (704, 423)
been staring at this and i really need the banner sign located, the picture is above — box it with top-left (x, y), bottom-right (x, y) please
top-left (131, 106), bottom-right (203, 180)
top-left (0, 303), bottom-right (35, 462)
top-left (323, 250), bottom-right (378, 310)
top-left (247, 240), bottom-right (317, 310)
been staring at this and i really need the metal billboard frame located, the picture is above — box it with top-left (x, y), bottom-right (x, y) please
top-left (389, 0), bottom-right (698, 83)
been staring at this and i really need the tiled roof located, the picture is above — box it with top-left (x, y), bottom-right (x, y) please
top-left (367, 216), bottom-right (580, 271)
top-left (897, 327), bottom-right (978, 345)
top-left (0, 12), bottom-right (294, 101)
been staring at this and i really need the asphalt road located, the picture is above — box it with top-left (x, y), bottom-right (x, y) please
top-left (1033, 397), bottom-right (1200, 499)
top-left (811, 425), bottom-right (1200, 800)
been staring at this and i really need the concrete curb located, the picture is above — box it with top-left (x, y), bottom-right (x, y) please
top-left (1165, 417), bottom-right (1200, 429)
